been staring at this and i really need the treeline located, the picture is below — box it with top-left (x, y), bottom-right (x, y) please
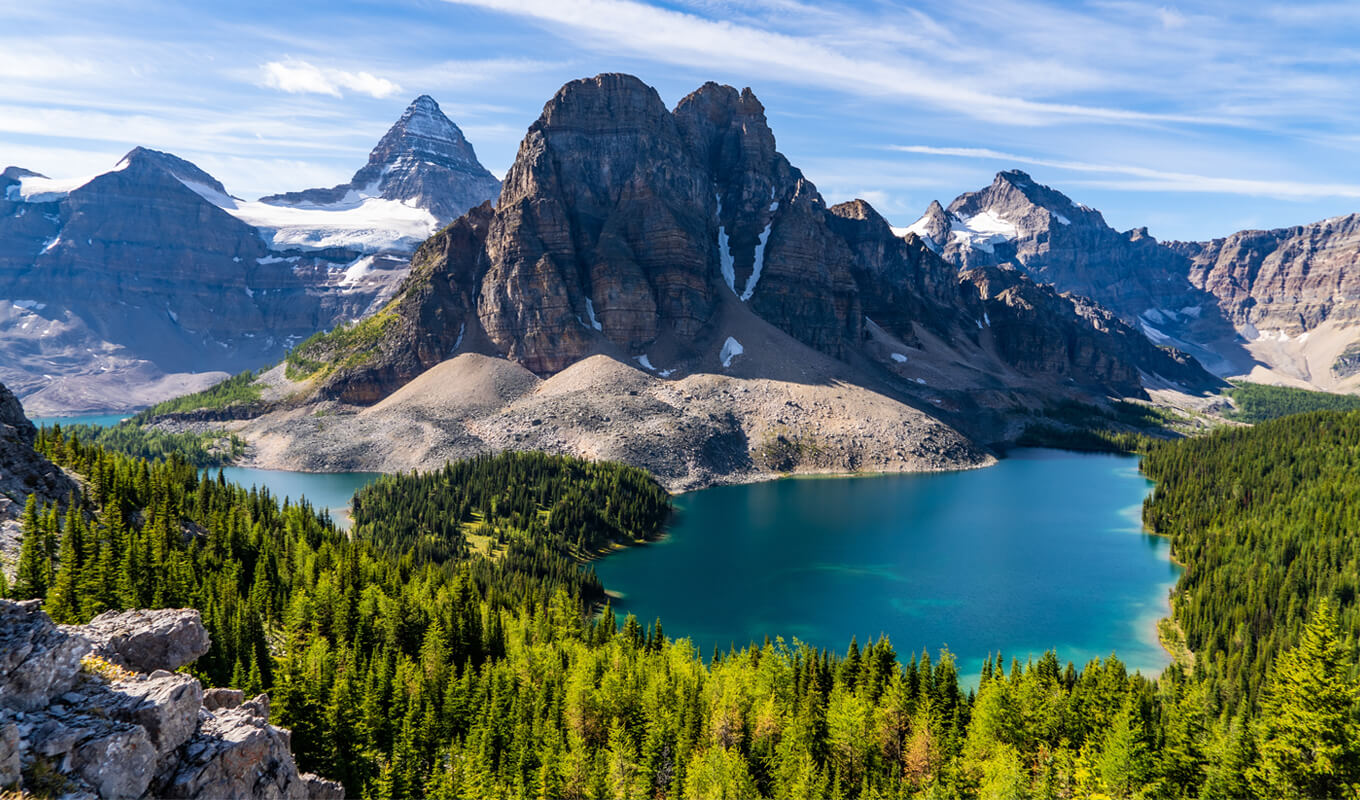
top-left (38, 422), bottom-right (244, 467)
top-left (1142, 410), bottom-right (1360, 712)
top-left (1223, 380), bottom-right (1360, 423)
top-left (5, 425), bottom-right (1360, 797)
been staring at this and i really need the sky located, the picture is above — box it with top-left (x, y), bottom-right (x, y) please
top-left (3, 0), bottom-right (1360, 241)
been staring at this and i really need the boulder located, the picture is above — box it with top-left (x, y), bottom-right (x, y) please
top-left (75, 607), bottom-right (211, 673)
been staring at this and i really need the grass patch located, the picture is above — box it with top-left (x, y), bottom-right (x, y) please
top-left (285, 311), bottom-right (398, 380)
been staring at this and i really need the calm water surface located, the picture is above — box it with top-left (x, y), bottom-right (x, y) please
top-left (31, 413), bottom-right (132, 428)
top-left (594, 448), bottom-right (1179, 682)
top-left (207, 467), bottom-right (383, 531)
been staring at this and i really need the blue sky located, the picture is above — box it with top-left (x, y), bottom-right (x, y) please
top-left (4, 0), bottom-right (1360, 241)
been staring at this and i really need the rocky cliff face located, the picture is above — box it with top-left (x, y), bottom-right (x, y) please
top-left (1, 97), bottom-right (497, 414)
top-left (0, 600), bottom-right (342, 799)
top-left (0, 381), bottom-right (76, 573)
top-left (1170, 214), bottom-right (1360, 334)
top-left (261, 95), bottom-right (501, 223)
top-left (287, 75), bottom-right (1212, 415)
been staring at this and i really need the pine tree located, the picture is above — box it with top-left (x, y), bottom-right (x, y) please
top-left (12, 496), bottom-right (49, 601)
top-left (45, 515), bottom-right (80, 623)
top-left (1249, 600), bottom-right (1360, 799)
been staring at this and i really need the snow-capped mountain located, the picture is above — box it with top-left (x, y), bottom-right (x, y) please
top-left (259, 95), bottom-right (501, 226)
top-left (0, 97), bottom-right (500, 413)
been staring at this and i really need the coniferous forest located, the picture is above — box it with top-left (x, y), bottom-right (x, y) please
top-left (6, 418), bottom-right (1360, 799)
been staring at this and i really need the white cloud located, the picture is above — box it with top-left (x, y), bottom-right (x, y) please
top-left (260, 59), bottom-right (402, 99)
top-left (1156, 6), bottom-right (1187, 29)
top-left (890, 145), bottom-right (1360, 200)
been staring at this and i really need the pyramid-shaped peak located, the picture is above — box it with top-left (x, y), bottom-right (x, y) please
top-left (387, 95), bottom-right (467, 146)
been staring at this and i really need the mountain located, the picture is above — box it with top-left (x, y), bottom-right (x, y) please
top-left (0, 98), bottom-right (498, 414)
top-left (181, 75), bottom-right (1216, 488)
top-left (261, 95), bottom-right (500, 223)
top-left (909, 170), bottom-right (1360, 391)
top-left (902, 170), bottom-right (1252, 376)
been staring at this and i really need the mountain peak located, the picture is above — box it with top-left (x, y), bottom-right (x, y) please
top-left (115, 147), bottom-right (229, 195)
top-left (387, 94), bottom-right (467, 150)
top-left (259, 95), bottom-right (501, 224)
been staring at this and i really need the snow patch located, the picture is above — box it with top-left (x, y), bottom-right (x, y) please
top-left (178, 177), bottom-right (438, 254)
top-left (244, 287), bottom-right (254, 298)
top-left (720, 336), bottom-right (744, 367)
top-left (452, 322), bottom-right (465, 351)
top-left (40, 236), bottom-right (60, 254)
top-left (11, 300), bottom-right (45, 311)
top-left (915, 377), bottom-right (927, 385)
top-left (1141, 308), bottom-right (1166, 324)
top-left (716, 194), bottom-right (736, 294)
top-left (634, 355), bottom-right (655, 371)
top-left (12, 158), bottom-right (130, 202)
top-left (1139, 321), bottom-right (1173, 345)
top-left (1053, 212), bottom-right (1071, 225)
top-left (897, 211), bottom-right (942, 253)
top-left (585, 298), bottom-right (603, 331)
top-left (983, 311), bottom-right (991, 327)
top-left (740, 221), bottom-right (773, 302)
top-left (1178, 305), bottom-right (1202, 318)
top-left (949, 210), bottom-right (1018, 254)
top-left (890, 353), bottom-right (908, 363)
top-left (339, 256), bottom-right (377, 287)
top-left (166, 305), bottom-right (179, 324)
top-left (658, 368), bottom-right (675, 377)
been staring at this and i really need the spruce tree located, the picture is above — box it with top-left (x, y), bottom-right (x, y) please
top-left (12, 497), bottom-right (48, 600)
top-left (1249, 599), bottom-right (1360, 798)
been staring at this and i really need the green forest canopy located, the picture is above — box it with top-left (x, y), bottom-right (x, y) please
top-left (5, 415), bottom-right (1360, 798)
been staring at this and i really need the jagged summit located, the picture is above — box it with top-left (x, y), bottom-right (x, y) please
top-left (260, 95), bottom-right (501, 222)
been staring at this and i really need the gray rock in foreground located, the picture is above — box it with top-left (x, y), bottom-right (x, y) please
top-left (0, 599), bottom-right (343, 799)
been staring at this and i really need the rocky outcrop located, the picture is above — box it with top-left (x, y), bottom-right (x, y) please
top-left (0, 599), bottom-right (342, 800)
top-left (962, 265), bottom-right (1216, 395)
top-left (0, 380), bottom-right (77, 574)
top-left (262, 95), bottom-right (501, 223)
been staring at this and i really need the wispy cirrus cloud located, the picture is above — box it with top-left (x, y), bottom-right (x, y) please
top-left (890, 145), bottom-right (1360, 200)
top-left (440, 0), bottom-right (1225, 127)
top-left (259, 59), bottom-right (402, 99)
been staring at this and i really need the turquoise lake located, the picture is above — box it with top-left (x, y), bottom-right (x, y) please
top-left (207, 468), bottom-right (383, 530)
top-left (31, 413), bottom-right (133, 428)
top-left (593, 448), bottom-right (1179, 682)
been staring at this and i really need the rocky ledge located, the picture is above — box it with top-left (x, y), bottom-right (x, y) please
top-left (0, 600), bottom-right (342, 799)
